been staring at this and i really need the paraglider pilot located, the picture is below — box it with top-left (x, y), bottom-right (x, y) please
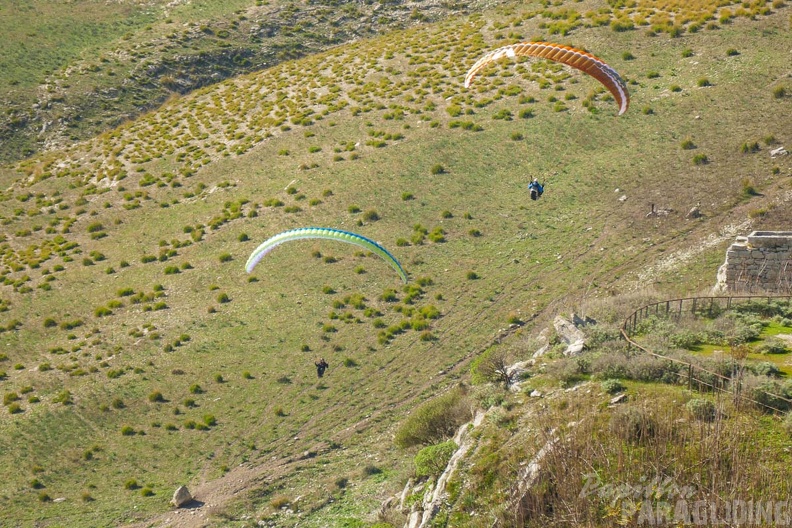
top-left (315, 358), bottom-right (329, 378)
top-left (528, 178), bottom-right (544, 201)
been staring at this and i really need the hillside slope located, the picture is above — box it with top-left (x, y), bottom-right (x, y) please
top-left (0, 0), bottom-right (499, 164)
top-left (0, 0), bottom-right (790, 526)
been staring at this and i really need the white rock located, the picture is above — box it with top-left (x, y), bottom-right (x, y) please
top-left (172, 485), bottom-right (193, 508)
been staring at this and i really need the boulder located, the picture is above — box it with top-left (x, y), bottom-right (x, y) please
top-left (553, 315), bottom-right (587, 356)
top-left (171, 485), bottom-right (193, 508)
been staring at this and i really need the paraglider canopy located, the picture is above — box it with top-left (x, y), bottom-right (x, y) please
top-left (465, 41), bottom-right (630, 116)
top-left (245, 227), bottom-right (408, 283)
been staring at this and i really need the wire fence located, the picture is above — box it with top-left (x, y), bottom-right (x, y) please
top-left (620, 295), bottom-right (792, 414)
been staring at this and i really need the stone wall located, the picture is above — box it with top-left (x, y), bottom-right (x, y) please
top-left (715, 231), bottom-right (792, 293)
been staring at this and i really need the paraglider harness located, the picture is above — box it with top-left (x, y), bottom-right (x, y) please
top-left (315, 358), bottom-right (329, 378)
top-left (528, 179), bottom-right (544, 201)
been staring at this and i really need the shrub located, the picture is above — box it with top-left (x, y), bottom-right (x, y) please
top-left (756, 338), bottom-right (789, 355)
top-left (363, 209), bottom-right (380, 222)
top-left (189, 384), bottom-right (203, 394)
top-left (53, 390), bottom-right (73, 405)
top-left (750, 362), bottom-right (781, 377)
top-left (430, 164), bottom-right (446, 175)
top-left (148, 391), bottom-right (165, 403)
top-left (120, 425), bottom-right (136, 436)
top-left (692, 154), bottom-right (708, 165)
top-left (686, 398), bottom-right (716, 422)
top-left (741, 178), bottom-right (758, 196)
top-left (414, 441), bottom-right (457, 478)
top-left (218, 253), bottom-right (232, 263)
top-left (270, 495), bottom-right (291, 509)
top-left (680, 138), bottom-right (696, 150)
top-left (772, 86), bottom-right (787, 99)
top-left (747, 378), bottom-right (790, 411)
top-left (217, 293), bottom-right (230, 303)
top-left (394, 387), bottom-right (469, 447)
top-left (697, 78), bottom-right (711, 87)
top-left (124, 479), bottom-right (139, 490)
top-left (601, 379), bottom-right (625, 394)
top-left (609, 406), bottom-right (656, 444)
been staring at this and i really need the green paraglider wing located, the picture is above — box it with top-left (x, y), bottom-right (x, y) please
top-left (245, 227), bottom-right (408, 283)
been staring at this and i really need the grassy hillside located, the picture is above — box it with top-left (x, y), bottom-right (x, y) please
top-left (0, 0), bottom-right (790, 526)
top-left (0, 0), bottom-right (498, 163)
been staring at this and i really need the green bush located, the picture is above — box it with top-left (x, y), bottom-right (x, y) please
top-left (601, 379), bottom-right (625, 394)
top-left (756, 338), bottom-right (789, 355)
top-left (414, 440), bottom-right (457, 478)
top-left (686, 398), bottom-right (716, 422)
top-left (120, 425), bottom-right (135, 436)
top-left (394, 387), bottom-right (469, 448)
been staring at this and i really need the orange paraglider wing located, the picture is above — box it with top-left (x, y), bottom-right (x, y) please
top-left (465, 42), bottom-right (630, 115)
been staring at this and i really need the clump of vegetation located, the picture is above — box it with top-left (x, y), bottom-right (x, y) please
top-left (394, 387), bottom-right (470, 448)
top-left (414, 440), bottom-right (457, 478)
top-left (686, 398), bottom-right (716, 421)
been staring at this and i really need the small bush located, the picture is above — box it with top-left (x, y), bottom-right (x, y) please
top-left (270, 495), bottom-right (291, 509)
top-left (430, 164), bottom-right (446, 175)
top-left (414, 440), bottom-right (457, 478)
top-left (218, 253), bottom-right (232, 263)
top-left (148, 391), bottom-right (165, 403)
top-left (601, 379), bottom-right (625, 394)
top-left (741, 178), bottom-right (758, 196)
top-left (609, 406), bottom-right (656, 444)
top-left (120, 425), bottom-right (136, 436)
top-left (394, 387), bottom-right (469, 447)
top-left (692, 154), bottom-right (709, 165)
top-left (686, 398), bottom-right (716, 422)
top-left (772, 86), bottom-right (787, 99)
top-left (697, 78), bottom-right (711, 87)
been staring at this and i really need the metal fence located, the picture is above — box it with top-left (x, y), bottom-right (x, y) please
top-left (620, 295), bottom-right (792, 413)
